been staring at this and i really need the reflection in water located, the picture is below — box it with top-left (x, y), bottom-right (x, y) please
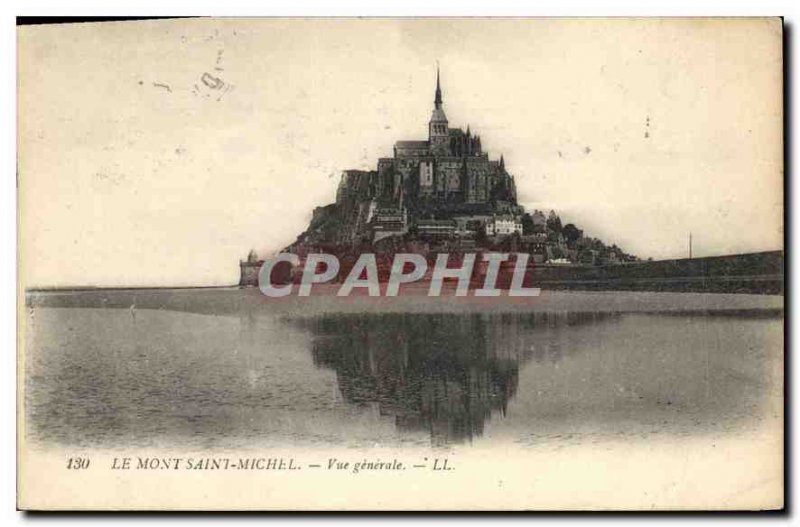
top-left (296, 313), bottom-right (618, 445)
top-left (24, 297), bottom-right (780, 449)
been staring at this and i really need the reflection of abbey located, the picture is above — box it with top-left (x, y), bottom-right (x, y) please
top-left (315, 68), bottom-right (524, 245)
top-left (303, 312), bottom-right (615, 445)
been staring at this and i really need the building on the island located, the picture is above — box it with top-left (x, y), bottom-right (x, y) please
top-left (416, 219), bottom-right (456, 240)
top-left (239, 249), bottom-right (263, 287)
top-left (521, 233), bottom-right (546, 247)
top-left (369, 204), bottom-right (408, 242)
top-left (455, 235), bottom-right (477, 250)
top-left (486, 215), bottom-right (523, 236)
top-left (452, 215), bottom-right (493, 235)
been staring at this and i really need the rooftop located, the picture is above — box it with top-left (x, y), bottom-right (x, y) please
top-left (395, 140), bottom-right (429, 148)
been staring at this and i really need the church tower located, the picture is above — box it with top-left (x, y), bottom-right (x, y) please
top-left (428, 67), bottom-right (449, 154)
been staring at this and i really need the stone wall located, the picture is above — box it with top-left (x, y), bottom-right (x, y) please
top-left (240, 250), bottom-right (783, 294)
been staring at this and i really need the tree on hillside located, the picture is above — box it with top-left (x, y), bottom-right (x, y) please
top-left (562, 223), bottom-right (583, 245)
top-left (546, 210), bottom-right (562, 233)
top-left (521, 213), bottom-right (534, 235)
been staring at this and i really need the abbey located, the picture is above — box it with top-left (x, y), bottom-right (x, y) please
top-left (331, 68), bottom-right (522, 244)
top-left (370, 68), bottom-right (516, 206)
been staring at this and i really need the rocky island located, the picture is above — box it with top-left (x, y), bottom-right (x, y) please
top-left (239, 69), bottom-right (780, 295)
top-left (288, 69), bottom-right (635, 261)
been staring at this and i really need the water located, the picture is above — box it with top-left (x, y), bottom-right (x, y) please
top-left (23, 292), bottom-right (783, 449)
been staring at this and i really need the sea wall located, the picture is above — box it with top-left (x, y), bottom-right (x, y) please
top-left (528, 250), bottom-right (783, 294)
top-left (240, 250), bottom-right (783, 295)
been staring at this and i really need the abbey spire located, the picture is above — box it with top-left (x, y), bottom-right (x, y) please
top-left (434, 66), bottom-right (443, 109)
top-left (428, 65), bottom-right (449, 151)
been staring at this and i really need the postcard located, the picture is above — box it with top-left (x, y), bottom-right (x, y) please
top-left (17, 17), bottom-right (784, 510)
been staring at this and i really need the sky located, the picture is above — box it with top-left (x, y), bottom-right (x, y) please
top-left (18, 18), bottom-right (783, 287)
